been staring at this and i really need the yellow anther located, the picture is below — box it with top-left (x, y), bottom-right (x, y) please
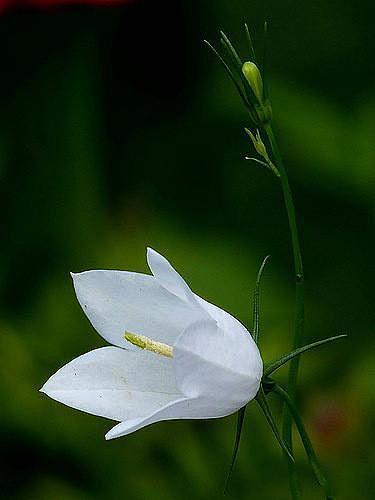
top-left (124, 331), bottom-right (173, 358)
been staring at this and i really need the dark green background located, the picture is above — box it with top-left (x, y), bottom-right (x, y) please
top-left (0, 1), bottom-right (373, 498)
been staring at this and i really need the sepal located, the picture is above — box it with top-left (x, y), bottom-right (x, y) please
top-left (264, 334), bottom-right (347, 377)
top-left (224, 405), bottom-right (247, 493)
top-left (256, 387), bottom-right (294, 462)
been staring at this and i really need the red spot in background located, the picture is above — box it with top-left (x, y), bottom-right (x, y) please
top-left (307, 395), bottom-right (360, 453)
top-left (0, 0), bottom-right (133, 13)
top-left (312, 401), bottom-right (347, 445)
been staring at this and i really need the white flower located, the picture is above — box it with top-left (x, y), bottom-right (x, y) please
top-left (41, 248), bottom-right (263, 440)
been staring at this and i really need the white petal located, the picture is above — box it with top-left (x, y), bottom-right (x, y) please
top-left (147, 248), bottom-right (206, 312)
top-left (71, 270), bottom-right (205, 348)
top-left (40, 347), bottom-right (180, 422)
top-left (195, 294), bottom-right (252, 338)
top-left (105, 397), bottom-right (189, 439)
top-left (146, 248), bottom-right (246, 334)
top-left (105, 395), bottom-right (227, 440)
top-left (174, 319), bottom-right (262, 415)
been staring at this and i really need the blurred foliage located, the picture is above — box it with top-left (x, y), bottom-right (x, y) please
top-left (0, 0), bottom-right (374, 499)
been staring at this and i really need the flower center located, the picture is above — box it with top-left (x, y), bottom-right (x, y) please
top-left (124, 331), bottom-right (174, 358)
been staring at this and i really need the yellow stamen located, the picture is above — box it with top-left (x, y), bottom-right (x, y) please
top-left (124, 331), bottom-right (173, 358)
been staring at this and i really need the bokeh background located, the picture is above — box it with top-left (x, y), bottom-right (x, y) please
top-left (0, 0), bottom-right (374, 498)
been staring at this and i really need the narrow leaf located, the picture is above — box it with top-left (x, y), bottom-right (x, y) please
top-left (244, 23), bottom-right (257, 62)
top-left (220, 31), bottom-right (259, 107)
top-left (204, 40), bottom-right (249, 108)
top-left (245, 157), bottom-right (280, 177)
top-left (264, 334), bottom-right (347, 377)
top-left (256, 388), bottom-right (294, 463)
top-left (273, 383), bottom-right (334, 498)
top-left (245, 157), bottom-right (270, 168)
top-left (224, 406), bottom-right (247, 494)
top-left (262, 21), bottom-right (269, 99)
top-left (252, 255), bottom-right (271, 343)
top-left (220, 30), bottom-right (242, 68)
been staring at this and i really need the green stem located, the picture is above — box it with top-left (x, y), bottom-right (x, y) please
top-left (264, 123), bottom-right (304, 499)
top-left (272, 384), bottom-right (335, 500)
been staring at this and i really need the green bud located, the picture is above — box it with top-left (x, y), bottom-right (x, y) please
top-left (242, 61), bottom-right (263, 104)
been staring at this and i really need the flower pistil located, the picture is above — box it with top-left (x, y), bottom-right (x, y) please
top-left (124, 331), bottom-right (174, 358)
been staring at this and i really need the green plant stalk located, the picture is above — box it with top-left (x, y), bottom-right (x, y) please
top-left (272, 384), bottom-right (335, 500)
top-left (263, 123), bottom-right (304, 499)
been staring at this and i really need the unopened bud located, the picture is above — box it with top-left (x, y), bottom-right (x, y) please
top-left (245, 128), bottom-right (280, 177)
top-left (245, 128), bottom-right (267, 157)
top-left (242, 61), bottom-right (264, 104)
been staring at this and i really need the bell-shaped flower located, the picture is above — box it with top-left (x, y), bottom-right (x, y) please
top-left (40, 248), bottom-right (263, 440)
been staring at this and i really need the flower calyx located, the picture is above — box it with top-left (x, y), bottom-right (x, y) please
top-left (242, 61), bottom-right (272, 125)
top-left (245, 128), bottom-right (280, 177)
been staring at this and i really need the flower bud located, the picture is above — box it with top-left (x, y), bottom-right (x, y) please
top-left (242, 61), bottom-right (263, 104)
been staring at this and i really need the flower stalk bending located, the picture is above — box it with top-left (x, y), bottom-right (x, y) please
top-left (205, 26), bottom-right (330, 499)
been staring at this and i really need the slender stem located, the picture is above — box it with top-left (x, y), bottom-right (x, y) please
top-left (273, 384), bottom-right (335, 500)
top-left (264, 123), bottom-right (304, 499)
top-left (224, 405), bottom-right (247, 493)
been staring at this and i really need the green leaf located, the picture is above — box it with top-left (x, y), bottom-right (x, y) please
top-left (219, 31), bottom-right (259, 108)
top-left (224, 405), bottom-right (247, 494)
top-left (203, 40), bottom-right (250, 109)
top-left (245, 157), bottom-right (270, 169)
top-left (262, 21), bottom-right (269, 99)
top-left (244, 23), bottom-right (257, 62)
top-left (252, 255), bottom-right (270, 344)
top-left (256, 388), bottom-right (294, 463)
top-left (264, 334), bottom-right (347, 377)
top-left (272, 383), bottom-right (335, 499)
top-left (219, 31), bottom-right (243, 69)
